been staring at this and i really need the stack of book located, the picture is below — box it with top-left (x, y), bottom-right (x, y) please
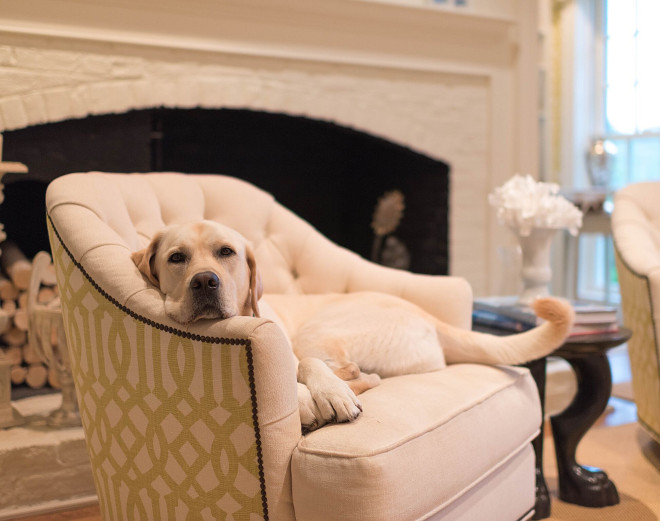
top-left (472, 296), bottom-right (619, 337)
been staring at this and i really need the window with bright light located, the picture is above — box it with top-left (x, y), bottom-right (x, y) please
top-left (577, 0), bottom-right (660, 303)
top-left (603, 0), bottom-right (660, 188)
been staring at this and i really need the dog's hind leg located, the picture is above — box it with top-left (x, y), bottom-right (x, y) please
top-left (310, 337), bottom-right (382, 395)
top-left (345, 372), bottom-right (381, 395)
top-left (328, 360), bottom-right (361, 381)
top-left (295, 334), bottom-right (359, 380)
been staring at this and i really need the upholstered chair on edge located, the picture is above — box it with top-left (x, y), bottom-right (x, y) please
top-left (46, 172), bottom-right (541, 521)
top-left (612, 182), bottom-right (660, 444)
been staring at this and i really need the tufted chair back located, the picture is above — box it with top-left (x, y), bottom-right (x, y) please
top-left (46, 171), bottom-right (471, 328)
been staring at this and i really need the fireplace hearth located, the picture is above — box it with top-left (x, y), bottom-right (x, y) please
top-left (1, 108), bottom-right (449, 275)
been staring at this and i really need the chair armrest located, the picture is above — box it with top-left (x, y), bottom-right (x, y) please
top-left (346, 261), bottom-right (473, 330)
top-left (283, 220), bottom-right (472, 329)
top-left (234, 318), bottom-right (302, 521)
top-left (47, 216), bottom-right (300, 521)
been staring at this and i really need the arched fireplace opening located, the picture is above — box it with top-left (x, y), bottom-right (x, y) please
top-left (0, 108), bottom-right (449, 275)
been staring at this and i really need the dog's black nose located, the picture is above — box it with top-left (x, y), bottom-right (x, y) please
top-left (190, 272), bottom-right (220, 292)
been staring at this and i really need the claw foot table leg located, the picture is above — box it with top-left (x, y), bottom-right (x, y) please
top-left (550, 354), bottom-right (619, 507)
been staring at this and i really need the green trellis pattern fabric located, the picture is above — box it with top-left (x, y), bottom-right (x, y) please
top-left (48, 218), bottom-right (267, 521)
top-left (615, 248), bottom-right (660, 443)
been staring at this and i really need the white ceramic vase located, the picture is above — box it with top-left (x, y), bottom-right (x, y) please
top-left (514, 227), bottom-right (558, 306)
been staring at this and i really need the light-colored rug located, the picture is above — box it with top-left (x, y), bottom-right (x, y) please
top-left (544, 422), bottom-right (660, 520)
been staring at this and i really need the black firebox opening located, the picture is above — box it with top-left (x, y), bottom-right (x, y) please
top-left (1, 108), bottom-right (449, 274)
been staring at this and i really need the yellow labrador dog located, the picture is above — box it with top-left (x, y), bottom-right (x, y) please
top-left (132, 220), bottom-right (575, 432)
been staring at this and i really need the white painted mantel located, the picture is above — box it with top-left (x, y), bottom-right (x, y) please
top-left (0, 0), bottom-right (540, 295)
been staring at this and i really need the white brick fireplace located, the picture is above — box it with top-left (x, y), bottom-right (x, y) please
top-left (0, 0), bottom-right (540, 296)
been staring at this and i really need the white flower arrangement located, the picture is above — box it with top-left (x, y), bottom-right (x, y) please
top-left (489, 174), bottom-right (583, 236)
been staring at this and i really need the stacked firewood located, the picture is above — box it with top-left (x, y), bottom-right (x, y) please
top-left (0, 241), bottom-right (60, 390)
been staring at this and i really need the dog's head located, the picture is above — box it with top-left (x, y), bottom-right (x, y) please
top-left (131, 220), bottom-right (263, 324)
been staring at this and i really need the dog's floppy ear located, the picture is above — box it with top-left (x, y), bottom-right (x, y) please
top-left (131, 232), bottom-right (162, 287)
top-left (246, 244), bottom-right (263, 318)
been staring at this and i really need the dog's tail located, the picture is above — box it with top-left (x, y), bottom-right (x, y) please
top-left (435, 297), bottom-right (575, 365)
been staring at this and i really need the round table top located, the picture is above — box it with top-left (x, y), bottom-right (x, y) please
top-left (553, 327), bottom-right (632, 358)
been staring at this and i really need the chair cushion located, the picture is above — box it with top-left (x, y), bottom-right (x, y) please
top-left (291, 364), bottom-right (540, 521)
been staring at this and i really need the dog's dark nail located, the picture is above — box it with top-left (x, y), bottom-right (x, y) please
top-left (302, 419), bottom-right (319, 435)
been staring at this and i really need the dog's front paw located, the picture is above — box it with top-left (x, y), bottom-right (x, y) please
top-left (297, 380), bottom-right (362, 433)
top-left (297, 383), bottom-right (323, 433)
top-left (297, 357), bottom-right (363, 433)
top-left (307, 377), bottom-right (362, 426)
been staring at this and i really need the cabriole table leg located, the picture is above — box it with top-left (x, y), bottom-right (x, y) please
top-left (550, 353), bottom-right (619, 507)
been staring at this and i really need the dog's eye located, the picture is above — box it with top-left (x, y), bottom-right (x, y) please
top-left (168, 252), bottom-right (186, 263)
top-left (218, 247), bottom-right (235, 257)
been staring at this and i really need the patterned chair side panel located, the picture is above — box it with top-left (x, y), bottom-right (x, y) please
top-left (48, 218), bottom-right (268, 521)
top-left (615, 247), bottom-right (660, 443)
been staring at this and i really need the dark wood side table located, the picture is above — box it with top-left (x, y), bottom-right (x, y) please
top-left (532, 327), bottom-right (631, 518)
top-left (474, 323), bottom-right (631, 519)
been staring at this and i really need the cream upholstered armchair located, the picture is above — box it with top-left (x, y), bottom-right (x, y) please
top-left (46, 172), bottom-right (541, 521)
top-left (612, 182), bottom-right (660, 444)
